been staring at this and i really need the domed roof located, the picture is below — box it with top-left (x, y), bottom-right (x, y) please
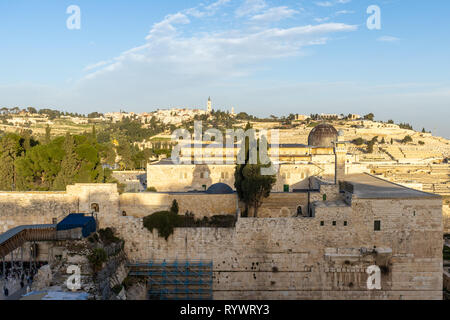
top-left (308, 123), bottom-right (338, 147)
top-left (206, 183), bottom-right (234, 194)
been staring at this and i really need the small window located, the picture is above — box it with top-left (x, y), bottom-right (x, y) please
top-left (374, 220), bottom-right (381, 231)
top-left (283, 185), bottom-right (289, 192)
top-left (344, 221), bottom-right (348, 226)
top-left (332, 221), bottom-right (336, 226)
top-left (320, 221), bottom-right (324, 226)
top-left (323, 194), bottom-right (327, 201)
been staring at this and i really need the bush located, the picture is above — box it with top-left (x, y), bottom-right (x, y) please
top-left (352, 138), bottom-right (365, 146)
top-left (143, 211), bottom-right (180, 240)
top-left (418, 141), bottom-right (425, 145)
top-left (147, 187), bottom-right (157, 192)
top-left (401, 135), bottom-right (413, 144)
top-left (143, 211), bottom-right (237, 240)
top-left (88, 248), bottom-right (107, 272)
top-left (98, 228), bottom-right (122, 245)
top-left (170, 199), bottom-right (179, 215)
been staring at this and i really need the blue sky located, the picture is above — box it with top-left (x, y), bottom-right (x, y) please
top-left (0, 0), bottom-right (449, 137)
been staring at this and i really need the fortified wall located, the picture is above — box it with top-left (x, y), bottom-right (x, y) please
top-left (0, 178), bottom-right (444, 300)
top-left (103, 194), bottom-right (443, 300)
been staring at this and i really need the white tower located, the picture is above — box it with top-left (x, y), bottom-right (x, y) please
top-left (207, 97), bottom-right (212, 113)
top-left (231, 107), bottom-right (235, 116)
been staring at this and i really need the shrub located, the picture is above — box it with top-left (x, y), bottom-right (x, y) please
top-left (98, 228), bottom-right (121, 246)
top-left (143, 211), bottom-right (180, 240)
top-left (88, 248), bottom-right (107, 272)
top-left (418, 141), bottom-right (425, 145)
top-left (401, 135), bottom-right (413, 144)
top-left (147, 187), bottom-right (157, 192)
top-left (170, 199), bottom-right (179, 215)
top-left (143, 211), bottom-right (237, 240)
top-left (352, 138), bottom-right (365, 146)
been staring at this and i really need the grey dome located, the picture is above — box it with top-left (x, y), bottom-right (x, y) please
top-left (308, 123), bottom-right (338, 147)
top-left (206, 183), bottom-right (233, 194)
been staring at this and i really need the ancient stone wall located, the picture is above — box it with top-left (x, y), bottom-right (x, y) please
top-left (0, 192), bottom-right (78, 233)
top-left (102, 196), bottom-right (443, 300)
top-left (119, 193), bottom-right (237, 218)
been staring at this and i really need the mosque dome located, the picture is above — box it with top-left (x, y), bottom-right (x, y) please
top-left (206, 183), bottom-right (234, 194)
top-left (308, 123), bottom-right (339, 147)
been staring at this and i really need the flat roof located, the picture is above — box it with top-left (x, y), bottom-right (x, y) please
top-left (343, 174), bottom-right (441, 199)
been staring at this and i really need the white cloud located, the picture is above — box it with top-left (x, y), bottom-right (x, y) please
top-left (335, 10), bottom-right (354, 15)
top-left (377, 36), bottom-right (400, 42)
top-left (145, 13), bottom-right (190, 40)
top-left (315, 1), bottom-right (334, 7)
top-left (250, 6), bottom-right (298, 23)
top-left (235, 0), bottom-right (267, 17)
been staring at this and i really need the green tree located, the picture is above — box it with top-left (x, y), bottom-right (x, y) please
top-left (53, 133), bottom-right (78, 190)
top-left (44, 125), bottom-right (51, 144)
top-left (234, 125), bottom-right (276, 217)
top-left (0, 134), bottom-right (23, 190)
top-left (364, 113), bottom-right (375, 121)
top-left (170, 199), bottom-right (179, 215)
top-left (366, 141), bottom-right (374, 153)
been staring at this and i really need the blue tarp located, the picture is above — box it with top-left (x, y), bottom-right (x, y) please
top-left (57, 214), bottom-right (96, 238)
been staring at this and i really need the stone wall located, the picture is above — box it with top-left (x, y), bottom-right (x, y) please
top-left (119, 193), bottom-right (237, 218)
top-left (101, 196), bottom-right (443, 300)
top-left (147, 163), bottom-right (338, 193)
top-left (0, 192), bottom-right (78, 233)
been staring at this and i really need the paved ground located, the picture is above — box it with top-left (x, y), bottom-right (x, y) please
top-left (0, 278), bottom-right (31, 300)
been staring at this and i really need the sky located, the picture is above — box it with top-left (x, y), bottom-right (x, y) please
top-left (0, 0), bottom-right (449, 138)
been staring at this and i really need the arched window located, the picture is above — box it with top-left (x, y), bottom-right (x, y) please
top-left (122, 211), bottom-right (127, 217)
top-left (297, 206), bottom-right (303, 216)
top-left (91, 203), bottom-right (99, 213)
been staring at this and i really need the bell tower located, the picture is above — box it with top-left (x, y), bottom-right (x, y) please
top-left (207, 97), bottom-right (212, 113)
top-left (334, 130), bottom-right (347, 185)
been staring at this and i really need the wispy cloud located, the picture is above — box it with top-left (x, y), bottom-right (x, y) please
top-left (235, 0), bottom-right (267, 17)
top-left (377, 36), bottom-right (400, 42)
top-left (250, 6), bottom-right (298, 23)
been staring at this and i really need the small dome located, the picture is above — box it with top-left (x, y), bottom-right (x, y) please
top-left (308, 123), bottom-right (338, 147)
top-left (206, 183), bottom-right (234, 194)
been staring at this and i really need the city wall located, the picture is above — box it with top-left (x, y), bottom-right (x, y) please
top-left (101, 196), bottom-right (443, 300)
top-left (119, 193), bottom-right (237, 218)
top-left (0, 183), bottom-right (444, 299)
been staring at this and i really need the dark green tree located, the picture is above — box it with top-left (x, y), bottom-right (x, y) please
top-left (234, 125), bottom-right (276, 217)
top-left (0, 134), bottom-right (23, 190)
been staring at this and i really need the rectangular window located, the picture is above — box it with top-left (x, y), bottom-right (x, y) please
top-left (374, 220), bottom-right (381, 231)
top-left (344, 221), bottom-right (348, 226)
top-left (332, 221), bottom-right (336, 226)
top-left (320, 221), bottom-right (324, 226)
